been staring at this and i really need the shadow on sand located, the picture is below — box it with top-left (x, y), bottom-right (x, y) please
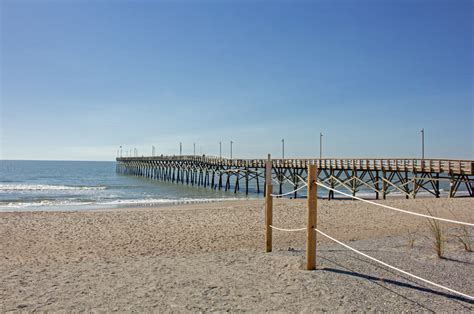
top-left (322, 267), bottom-right (473, 304)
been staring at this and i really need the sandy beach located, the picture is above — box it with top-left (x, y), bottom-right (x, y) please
top-left (1, 197), bottom-right (473, 312)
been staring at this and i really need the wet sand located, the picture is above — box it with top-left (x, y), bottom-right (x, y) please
top-left (1, 198), bottom-right (473, 312)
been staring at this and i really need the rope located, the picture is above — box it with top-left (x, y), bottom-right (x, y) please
top-left (314, 228), bottom-right (474, 301)
top-left (270, 183), bottom-right (308, 197)
top-left (296, 174), bottom-right (307, 184)
top-left (272, 178), bottom-right (285, 185)
top-left (269, 225), bottom-right (306, 232)
top-left (316, 182), bottom-right (474, 227)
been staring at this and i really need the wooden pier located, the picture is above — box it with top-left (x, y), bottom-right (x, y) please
top-left (116, 156), bottom-right (474, 198)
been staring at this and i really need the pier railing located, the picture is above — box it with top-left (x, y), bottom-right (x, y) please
top-left (117, 156), bottom-right (473, 175)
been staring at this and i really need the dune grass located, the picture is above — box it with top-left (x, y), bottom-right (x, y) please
top-left (426, 209), bottom-right (444, 258)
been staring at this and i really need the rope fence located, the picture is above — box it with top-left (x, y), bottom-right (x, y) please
top-left (315, 227), bottom-right (474, 301)
top-left (267, 175), bottom-right (472, 226)
top-left (316, 181), bottom-right (474, 227)
top-left (269, 225), bottom-right (306, 232)
top-left (270, 184), bottom-right (307, 197)
top-left (264, 154), bottom-right (474, 302)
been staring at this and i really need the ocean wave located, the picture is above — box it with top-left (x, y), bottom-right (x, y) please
top-left (0, 184), bottom-right (107, 191)
top-left (0, 197), bottom-right (249, 210)
top-left (1, 200), bottom-right (94, 209)
top-left (100, 197), bottom-right (246, 206)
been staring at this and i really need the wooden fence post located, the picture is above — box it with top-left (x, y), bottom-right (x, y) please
top-left (306, 164), bottom-right (317, 270)
top-left (265, 154), bottom-right (273, 252)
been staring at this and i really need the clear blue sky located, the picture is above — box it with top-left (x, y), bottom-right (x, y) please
top-left (1, 0), bottom-right (472, 161)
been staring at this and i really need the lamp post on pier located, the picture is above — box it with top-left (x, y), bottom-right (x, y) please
top-left (319, 132), bottom-right (323, 159)
top-left (230, 141), bottom-right (233, 159)
top-left (180, 142), bottom-right (182, 156)
top-left (282, 138), bottom-right (285, 159)
top-left (219, 141), bottom-right (222, 159)
top-left (120, 146), bottom-right (122, 158)
top-left (421, 128), bottom-right (425, 159)
top-left (193, 143), bottom-right (196, 156)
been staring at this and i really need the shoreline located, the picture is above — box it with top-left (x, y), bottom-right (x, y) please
top-left (1, 190), bottom-right (471, 213)
top-left (1, 198), bottom-right (473, 311)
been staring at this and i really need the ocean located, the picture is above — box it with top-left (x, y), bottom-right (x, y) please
top-left (0, 160), bottom-right (465, 212)
top-left (0, 160), bottom-right (250, 212)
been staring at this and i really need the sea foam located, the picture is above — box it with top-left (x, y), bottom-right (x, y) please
top-left (0, 184), bottom-right (107, 191)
